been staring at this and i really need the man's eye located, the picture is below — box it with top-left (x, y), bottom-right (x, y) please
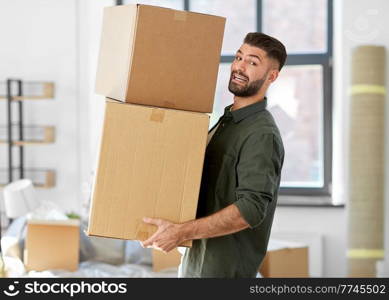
top-left (235, 56), bottom-right (242, 61)
top-left (249, 61), bottom-right (257, 66)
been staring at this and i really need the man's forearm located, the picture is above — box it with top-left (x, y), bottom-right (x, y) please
top-left (180, 204), bottom-right (250, 241)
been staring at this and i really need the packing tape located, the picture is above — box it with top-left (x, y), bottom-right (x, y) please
top-left (135, 222), bottom-right (155, 241)
top-left (174, 11), bottom-right (187, 21)
top-left (347, 249), bottom-right (385, 259)
top-left (150, 109), bottom-right (165, 122)
top-left (136, 231), bottom-right (149, 241)
top-left (349, 84), bottom-right (386, 95)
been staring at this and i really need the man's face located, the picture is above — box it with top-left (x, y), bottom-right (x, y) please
top-left (228, 43), bottom-right (275, 97)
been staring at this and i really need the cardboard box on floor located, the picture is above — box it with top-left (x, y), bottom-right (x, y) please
top-left (24, 219), bottom-right (80, 272)
top-left (87, 100), bottom-right (209, 247)
top-left (95, 4), bottom-right (225, 113)
top-left (152, 248), bottom-right (182, 272)
top-left (259, 240), bottom-right (309, 278)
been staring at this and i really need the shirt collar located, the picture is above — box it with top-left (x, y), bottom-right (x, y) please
top-left (224, 97), bottom-right (268, 123)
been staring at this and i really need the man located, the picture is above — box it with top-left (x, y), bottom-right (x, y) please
top-left (141, 32), bottom-right (286, 278)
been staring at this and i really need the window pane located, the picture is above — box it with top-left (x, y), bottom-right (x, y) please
top-left (190, 0), bottom-right (256, 55)
top-left (263, 0), bottom-right (327, 53)
top-left (211, 64), bottom-right (324, 188)
top-left (122, 0), bottom-right (184, 10)
top-left (267, 65), bottom-right (324, 187)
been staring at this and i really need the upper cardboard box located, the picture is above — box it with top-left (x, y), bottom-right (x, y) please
top-left (95, 4), bottom-right (225, 113)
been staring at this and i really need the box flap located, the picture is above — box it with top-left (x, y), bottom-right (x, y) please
top-left (27, 219), bottom-right (80, 227)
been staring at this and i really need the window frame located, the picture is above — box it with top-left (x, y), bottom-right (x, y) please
top-left (188, 0), bottom-right (334, 197)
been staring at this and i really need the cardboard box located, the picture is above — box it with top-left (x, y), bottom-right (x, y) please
top-left (259, 240), bottom-right (309, 278)
top-left (152, 248), bottom-right (182, 272)
top-left (95, 4), bottom-right (225, 113)
top-left (87, 100), bottom-right (209, 246)
top-left (24, 219), bottom-right (80, 272)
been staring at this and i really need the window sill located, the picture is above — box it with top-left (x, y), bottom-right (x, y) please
top-left (277, 195), bottom-right (345, 207)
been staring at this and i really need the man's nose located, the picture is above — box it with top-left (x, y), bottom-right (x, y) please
top-left (235, 60), bottom-right (246, 73)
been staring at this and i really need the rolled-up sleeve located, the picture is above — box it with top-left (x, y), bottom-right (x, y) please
top-left (233, 132), bottom-right (282, 229)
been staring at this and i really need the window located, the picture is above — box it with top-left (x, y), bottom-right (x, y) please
top-left (118, 0), bottom-right (333, 197)
top-left (188, 0), bottom-right (333, 197)
top-left (262, 0), bottom-right (332, 197)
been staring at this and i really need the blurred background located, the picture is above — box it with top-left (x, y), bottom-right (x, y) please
top-left (0, 0), bottom-right (388, 278)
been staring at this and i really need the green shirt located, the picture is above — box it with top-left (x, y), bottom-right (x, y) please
top-left (180, 98), bottom-right (284, 278)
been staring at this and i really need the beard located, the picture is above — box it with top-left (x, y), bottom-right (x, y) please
top-left (228, 72), bottom-right (267, 97)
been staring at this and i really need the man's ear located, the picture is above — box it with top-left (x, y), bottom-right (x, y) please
top-left (267, 68), bottom-right (279, 83)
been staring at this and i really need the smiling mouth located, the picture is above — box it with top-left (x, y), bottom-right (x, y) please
top-left (231, 73), bottom-right (248, 84)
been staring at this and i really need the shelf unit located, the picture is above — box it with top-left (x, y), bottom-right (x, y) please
top-left (0, 168), bottom-right (55, 189)
top-left (0, 81), bottom-right (54, 101)
top-left (0, 79), bottom-right (56, 188)
top-left (0, 125), bottom-right (55, 145)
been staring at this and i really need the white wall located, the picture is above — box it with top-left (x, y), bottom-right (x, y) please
top-left (0, 0), bottom-right (114, 219)
top-left (273, 0), bottom-right (389, 277)
top-left (341, 0), bottom-right (389, 277)
top-left (0, 0), bottom-right (80, 213)
top-left (77, 0), bottom-right (114, 217)
top-left (272, 207), bottom-right (346, 277)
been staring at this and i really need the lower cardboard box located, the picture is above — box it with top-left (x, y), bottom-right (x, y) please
top-left (87, 100), bottom-right (209, 247)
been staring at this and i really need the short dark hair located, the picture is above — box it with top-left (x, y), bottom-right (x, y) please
top-left (243, 32), bottom-right (287, 71)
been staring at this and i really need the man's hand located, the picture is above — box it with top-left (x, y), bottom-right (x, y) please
top-left (140, 217), bottom-right (186, 253)
top-left (140, 205), bottom-right (249, 252)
